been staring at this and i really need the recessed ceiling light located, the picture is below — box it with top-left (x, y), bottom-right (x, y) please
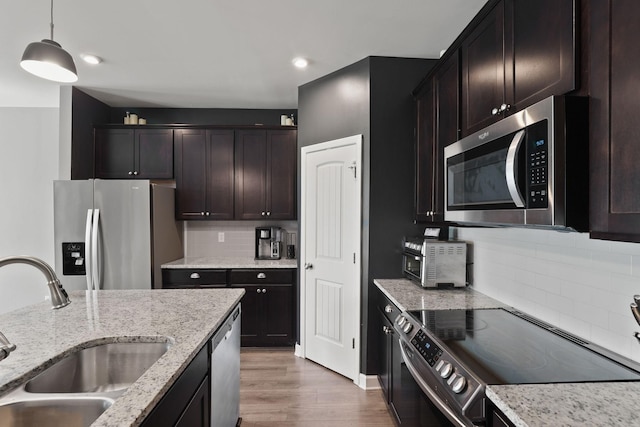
top-left (81, 54), bottom-right (102, 65)
top-left (292, 57), bottom-right (309, 69)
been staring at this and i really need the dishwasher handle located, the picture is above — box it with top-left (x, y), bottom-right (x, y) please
top-left (212, 304), bottom-right (241, 350)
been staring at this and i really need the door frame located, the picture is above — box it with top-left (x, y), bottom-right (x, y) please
top-left (298, 134), bottom-right (363, 385)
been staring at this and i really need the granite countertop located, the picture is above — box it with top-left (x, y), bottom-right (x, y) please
top-left (373, 278), bottom-right (507, 311)
top-left (162, 256), bottom-right (297, 269)
top-left (0, 288), bottom-right (244, 426)
top-left (373, 278), bottom-right (640, 427)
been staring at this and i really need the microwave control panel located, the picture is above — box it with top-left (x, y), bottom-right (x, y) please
top-left (527, 120), bottom-right (548, 209)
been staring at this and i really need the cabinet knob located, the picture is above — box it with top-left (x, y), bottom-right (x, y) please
top-left (384, 305), bottom-right (393, 314)
top-left (133, 171), bottom-right (138, 176)
top-left (266, 211), bottom-right (271, 216)
top-left (261, 211), bottom-right (266, 216)
top-left (128, 171), bottom-right (133, 175)
top-left (262, 288), bottom-right (266, 293)
top-left (491, 107), bottom-right (500, 116)
top-left (201, 212), bottom-right (205, 216)
top-left (257, 272), bottom-right (266, 279)
top-left (257, 288), bottom-right (262, 293)
top-left (205, 212), bottom-right (210, 216)
top-left (499, 103), bottom-right (510, 113)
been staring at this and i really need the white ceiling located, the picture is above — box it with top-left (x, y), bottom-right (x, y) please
top-left (1, 0), bottom-right (487, 109)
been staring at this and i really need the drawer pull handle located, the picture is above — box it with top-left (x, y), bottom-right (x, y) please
top-left (190, 273), bottom-right (200, 279)
top-left (257, 273), bottom-right (266, 279)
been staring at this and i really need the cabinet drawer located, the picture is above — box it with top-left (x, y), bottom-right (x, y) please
top-left (162, 269), bottom-right (228, 286)
top-left (230, 269), bottom-right (294, 284)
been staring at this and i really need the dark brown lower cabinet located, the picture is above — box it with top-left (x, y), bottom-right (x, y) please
top-left (377, 289), bottom-right (401, 424)
top-left (230, 269), bottom-right (295, 347)
top-left (141, 343), bottom-right (209, 427)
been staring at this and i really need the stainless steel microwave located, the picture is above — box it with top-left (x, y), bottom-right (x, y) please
top-left (444, 95), bottom-right (589, 231)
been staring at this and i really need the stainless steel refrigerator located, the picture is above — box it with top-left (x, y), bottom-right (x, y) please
top-left (53, 180), bottom-right (183, 292)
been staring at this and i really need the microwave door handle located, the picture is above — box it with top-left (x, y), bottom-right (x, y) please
top-left (505, 129), bottom-right (526, 208)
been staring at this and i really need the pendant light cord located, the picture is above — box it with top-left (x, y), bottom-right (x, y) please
top-left (49, 0), bottom-right (54, 40)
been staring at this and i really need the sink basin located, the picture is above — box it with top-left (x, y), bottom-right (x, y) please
top-left (24, 342), bottom-right (171, 394)
top-left (0, 397), bottom-right (113, 427)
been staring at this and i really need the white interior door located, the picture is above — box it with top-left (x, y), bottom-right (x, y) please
top-left (301, 135), bottom-right (362, 382)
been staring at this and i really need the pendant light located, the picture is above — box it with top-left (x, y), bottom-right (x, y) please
top-left (20, 0), bottom-right (78, 83)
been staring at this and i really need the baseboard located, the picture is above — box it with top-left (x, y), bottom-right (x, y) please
top-left (294, 343), bottom-right (304, 358)
top-left (356, 374), bottom-right (381, 390)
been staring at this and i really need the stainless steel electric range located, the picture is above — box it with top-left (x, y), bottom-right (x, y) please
top-left (394, 308), bottom-right (640, 426)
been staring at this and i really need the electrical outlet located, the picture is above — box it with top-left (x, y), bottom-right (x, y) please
top-left (218, 232), bottom-right (225, 243)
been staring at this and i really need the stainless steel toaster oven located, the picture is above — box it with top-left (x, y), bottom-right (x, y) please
top-left (402, 238), bottom-right (467, 288)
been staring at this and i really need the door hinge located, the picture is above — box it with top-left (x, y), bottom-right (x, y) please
top-left (352, 338), bottom-right (355, 349)
top-left (347, 161), bottom-right (357, 179)
top-left (353, 253), bottom-right (356, 264)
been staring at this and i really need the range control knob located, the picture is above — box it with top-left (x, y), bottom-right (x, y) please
top-left (402, 322), bottom-right (413, 334)
top-left (397, 316), bottom-right (407, 328)
top-left (438, 361), bottom-right (454, 379)
top-left (451, 375), bottom-right (467, 394)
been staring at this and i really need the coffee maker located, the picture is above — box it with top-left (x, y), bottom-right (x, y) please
top-left (255, 227), bottom-right (282, 260)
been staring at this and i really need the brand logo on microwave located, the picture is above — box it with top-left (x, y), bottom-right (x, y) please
top-left (478, 132), bottom-right (490, 140)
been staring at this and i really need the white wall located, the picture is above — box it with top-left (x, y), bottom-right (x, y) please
top-left (0, 107), bottom-right (60, 313)
top-left (456, 227), bottom-right (640, 363)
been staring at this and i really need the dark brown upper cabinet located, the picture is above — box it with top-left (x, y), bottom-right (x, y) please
top-left (94, 128), bottom-right (174, 179)
top-left (234, 129), bottom-right (296, 220)
top-left (589, 0), bottom-right (640, 242)
top-left (461, 0), bottom-right (577, 136)
top-left (415, 51), bottom-right (460, 223)
top-left (174, 129), bottom-right (234, 220)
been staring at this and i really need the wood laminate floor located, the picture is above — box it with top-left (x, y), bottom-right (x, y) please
top-left (240, 348), bottom-right (396, 427)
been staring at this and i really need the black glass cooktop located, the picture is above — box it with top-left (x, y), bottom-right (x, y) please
top-left (407, 308), bottom-right (640, 385)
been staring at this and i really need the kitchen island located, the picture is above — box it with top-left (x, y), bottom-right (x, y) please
top-left (374, 279), bottom-right (640, 427)
top-left (0, 288), bottom-right (244, 426)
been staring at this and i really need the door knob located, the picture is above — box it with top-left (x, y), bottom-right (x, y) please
top-left (304, 263), bottom-right (313, 270)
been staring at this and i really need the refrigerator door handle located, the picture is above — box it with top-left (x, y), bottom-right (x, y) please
top-left (85, 209), bottom-right (94, 291)
top-left (91, 209), bottom-right (101, 290)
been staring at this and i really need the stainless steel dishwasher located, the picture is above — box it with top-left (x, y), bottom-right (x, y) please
top-left (211, 304), bottom-right (241, 427)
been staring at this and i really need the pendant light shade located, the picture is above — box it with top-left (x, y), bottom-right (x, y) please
top-left (21, 39), bottom-right (77, 83)
top-left (20, 0), bottom-right (78, 83)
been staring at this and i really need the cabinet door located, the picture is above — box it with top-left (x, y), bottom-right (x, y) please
top-left (95, 128), bottom-right (134, 178)
top-left (235, 130), bottom-right (267, 219)
top-left (378, 310), bottom-right (392, 402)
top-left (461, 0), bottom-right (507, 136)
top-left (206, 130), bottom-right (234, 219)
top-left (174, 129), bottom-right (208, 219)
top-left (590, 0), bottom-right (640, 241)
top-left (262, 284), bottom-right (294, 345)
top-left (415, 81), bottom-right (436, 222)
top-left (175, 376), bottom-right (210, 427)
top-left (234, 284), bottom-right (261, 346)
top-left (135, 129), bottom-right (174, 179)
top-left (266, 130), bottom-right (297, 219)
top-left (434, 51), bottom-right (460, 221)
top-left (509, 0), bottom-right (576, 110)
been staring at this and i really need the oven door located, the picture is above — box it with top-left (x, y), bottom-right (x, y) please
top-left (398, 341), bottom-right (475, 427)
top-left (402, 252), bottom-right (424, 284)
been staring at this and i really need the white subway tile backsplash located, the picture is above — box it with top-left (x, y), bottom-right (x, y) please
top-left (184, 220), bottom-right (298, 258)
top-left (457, 226), bottom-right (640, 363)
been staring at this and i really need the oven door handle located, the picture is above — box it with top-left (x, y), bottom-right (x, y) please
top-left (399, 339), bottom-right (474, 427)
top-left (505, 129), bottom-right (526, 208)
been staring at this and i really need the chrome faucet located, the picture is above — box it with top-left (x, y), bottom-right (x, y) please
top-left (0, 256), bottom-right (71, 309)
top-left (0, 331), bottom-right (16, 362)
top-left (0, 256), bottom-right (71, 362)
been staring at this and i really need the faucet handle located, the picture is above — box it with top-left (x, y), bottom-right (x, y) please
top-left (0, 332), bottom-right (16, 362)
top-left (631, 302), bottom-right (640, 326)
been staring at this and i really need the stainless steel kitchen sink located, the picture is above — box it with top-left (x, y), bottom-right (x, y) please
top-left (24, 342), bottom-right (171, 394)
top-left (0, 340), bottom-right (172, 426)
top-left (0, 396), bottom-right (113, 427)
